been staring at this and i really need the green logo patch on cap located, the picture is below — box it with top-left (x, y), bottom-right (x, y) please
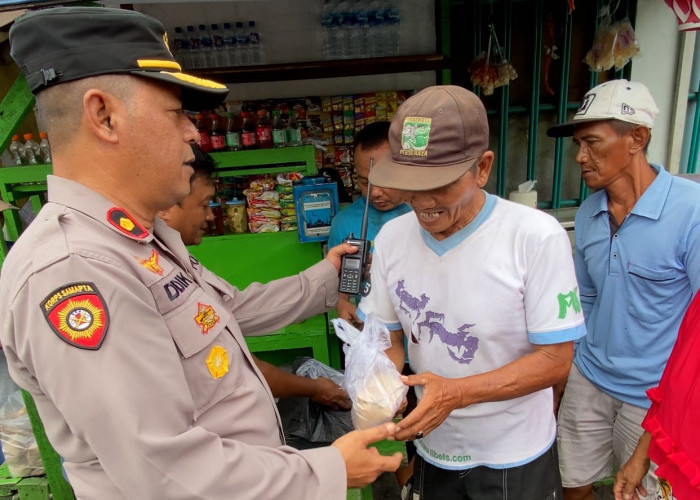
top-left (400, 117), bottom-right (431, 157)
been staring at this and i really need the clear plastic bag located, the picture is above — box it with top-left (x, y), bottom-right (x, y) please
top-left (585, 15), bottom-right (640, 72)
top-left (332, 314), bottom-right (407, 430)
top-left (0, 390), bottom-right (44, 477)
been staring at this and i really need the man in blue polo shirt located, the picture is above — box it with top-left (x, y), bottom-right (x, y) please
top-left (548, 79), bottom-right (700, 500)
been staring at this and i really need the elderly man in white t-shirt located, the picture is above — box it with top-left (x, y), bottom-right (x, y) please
top-left (356, 85), bottom-right (586, 500)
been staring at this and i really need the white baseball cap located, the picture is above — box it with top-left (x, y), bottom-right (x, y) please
top-left (547, 79), bottom-right (659, 137)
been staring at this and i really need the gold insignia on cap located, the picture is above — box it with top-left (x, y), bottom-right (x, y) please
top-left (168, 72), bottom-right (228, 90)
top-left (137, 59), bottom-right (182, 71)
top-left (120, 217), bottom-right (135, 231)
top-left (206, 345), bottom-right (229, 379)
top-left (163, 32), bottom-right (170, 51)
top-left (400, 117), bottom-right (431, 157)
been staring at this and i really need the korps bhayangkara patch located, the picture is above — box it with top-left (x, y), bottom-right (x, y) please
top-left (41, 282), bottom-right (109, 350)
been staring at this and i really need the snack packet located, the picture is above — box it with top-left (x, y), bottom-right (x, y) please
top-left (331, 314), bottom-right (407, 430)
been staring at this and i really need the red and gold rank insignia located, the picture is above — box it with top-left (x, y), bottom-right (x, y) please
top-left (107, 207), bottom-right (149, 240)
top-left (136, 249), bottom-right (163, 276)
top-left (194, 302), bottom-right (219, 334)
top-left (41, 282), bottom-right (109, 350)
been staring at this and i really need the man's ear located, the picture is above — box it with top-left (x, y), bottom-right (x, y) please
top-left (157, 208), bottom-right (172, 222)
top-left (629, 126), bottom-right (651, 154)
top-left (83, 89), bottom-right (122, 144)
top-left (475, 151), bottom-right (495, 188)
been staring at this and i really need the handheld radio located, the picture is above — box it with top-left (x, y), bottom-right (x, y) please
top-left (338, 157), bottom-right (373, 294)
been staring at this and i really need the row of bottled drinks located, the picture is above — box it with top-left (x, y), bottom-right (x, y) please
top-left (321, 0), bottom-right (401, 60)
top-left (191, 108), bottom-right (303, 153)
top-left (7, 133), bottom-right (51, 166)
top-left (171, 21), bottom-right (262, 70)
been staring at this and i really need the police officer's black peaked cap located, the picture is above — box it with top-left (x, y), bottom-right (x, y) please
top-left (9, 6), bottom-right (229, 111)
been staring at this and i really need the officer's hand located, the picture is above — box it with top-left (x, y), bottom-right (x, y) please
top-left (394, 372), bottom-right (461, 441)
top-left (310, 377), bottom-right (352, 410)
top-left (332, 422), bottom-right (402, 488)
top-left (337, 295), bottom-right (362, 327)
top-left (326, 242), bottom-right (358, 271)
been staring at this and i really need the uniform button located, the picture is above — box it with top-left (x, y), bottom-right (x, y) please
top-left (613, 234), bottom-right (619, 238)
top-left (612, 253), bottom-right (618, 258)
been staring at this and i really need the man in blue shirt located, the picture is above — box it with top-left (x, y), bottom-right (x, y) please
top-left (328, 122), bottom-right (411, 325)
top-left (548, 79), bottom-right (700, 500)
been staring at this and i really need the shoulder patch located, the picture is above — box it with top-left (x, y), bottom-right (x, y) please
top-left (107, 207), bottom-right (149, 239)
top-left (41, 282), bottom-right (109, 350)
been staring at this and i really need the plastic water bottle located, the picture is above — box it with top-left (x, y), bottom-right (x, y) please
top-left (367, 0), bottom-right (385, 57)
top-left (23, 133), bottom-right (39, 165)
top-left (235, 22), bottom-right (250, 66)
top-left (349, 0), bottom-right (369, 59)
top-left (247, 21), bottom-right (262, 65)
top-left (8, 134), bottom-right (23, 165)
top-left (186, 25), bottom-right (202, 68)
top-left (38, 132), bottom-right (51, 164)
top-left (225, 112), bottom-right (241, 151)
top-left (198, 24), bottom-right (214, 68)
top-left (210, 24), bottom-right (227, 67)
top-left (385, 3), bottom-right (400, 56)
top-left (321, 0), bottom-right (338, 59)
top-left (172, 26), bottom-right (191, 69)
top-left (335, 0), bottom-right (353, 59)
top-left (223, 22), bottom-right (237, 66)
top-left (271, 110), bottom-right (286, 148)
top-left (286, 111), bottom-right (303, 146)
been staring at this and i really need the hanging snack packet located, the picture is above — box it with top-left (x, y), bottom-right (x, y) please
top-left (332, 314), bottom-right (408, 430)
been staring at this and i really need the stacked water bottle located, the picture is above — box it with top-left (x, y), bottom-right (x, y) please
top-left (321, 0), bottom-right (400, 60)
top-left (171, 21), bottom-right (262, 69)
top-left (6, 133), bottom-right (51, 166)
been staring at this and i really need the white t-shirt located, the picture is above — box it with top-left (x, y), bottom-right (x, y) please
top-left (358, 193), bottom-right (586, 469)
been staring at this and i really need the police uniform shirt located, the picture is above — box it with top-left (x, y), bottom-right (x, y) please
top-left (0, 175), bottom-right (347, 500)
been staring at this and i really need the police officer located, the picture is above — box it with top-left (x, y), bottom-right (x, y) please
top-left (0, 7), bottom-right (401, 500)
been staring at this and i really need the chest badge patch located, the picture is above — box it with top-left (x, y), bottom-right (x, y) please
top-left (206, 345), bottom-right (229, 379)
top-left (137, 249), bottom-right (163, 276)
top-left (41, 282), bottom-right (109, 350)
top-left (195, 302), bottom-right (220, 334)
top-left (107, 207), bottom-right (149, 240)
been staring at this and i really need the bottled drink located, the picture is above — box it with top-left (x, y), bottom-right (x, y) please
top-left (172, 27), bottom-right (191, 69)
top-left (23, 133), bottom-right (39, 165)
top-left (385, 3), bottom-right (400, 56)
top-left (348, 1), bottom-right (369, 59)
top-left (235, 22), bottom-right (250, 66)
top-left (8, 134), bottom-right (24, 165)
top-left (256, 109), bottom-right (273, 149)
top-left (210, 24), bottom-right (227, 67)
top-left (210, 112), bottom-right (227, 152)
top-left (222, 22), bottom-right (237, 66)
top-left (246, 21), bottom-right (262, 65)
top-left (225, 112), bottom-right (241, 151)
top-left (186, 25), bottom-right (202, 68)
top-left (367, 0), bottom-right (385, 57)
top-left (195, 113), bottom-right (213, 152)
top-left (271, 110), bottom-right (287, 148)
top-left (286, 110), bottom-right (303, 146)
top-left (240, 111), bottom-right (257, 150)
top-left (335, 0), bottom-right (353, 59)
top-left (38, 132), bottom-right (51, 164)
top-left (198, 24), bottom-right (214, 68)
top-left (321, 0), bottom-right (339, 60)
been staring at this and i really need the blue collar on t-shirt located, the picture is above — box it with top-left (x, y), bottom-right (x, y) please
top-left (419, 191), bottom-right (497, 257)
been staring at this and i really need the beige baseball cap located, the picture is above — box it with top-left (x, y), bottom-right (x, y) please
top-left (369, 85), bottom-right (489, 191)
top-left (547, 79), bottom-right (659, 137)
top-left (0, 200), bottom-right (18, 211)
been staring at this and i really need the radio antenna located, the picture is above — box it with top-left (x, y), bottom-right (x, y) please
top-left (360, 156), bottom-right (372, 241)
